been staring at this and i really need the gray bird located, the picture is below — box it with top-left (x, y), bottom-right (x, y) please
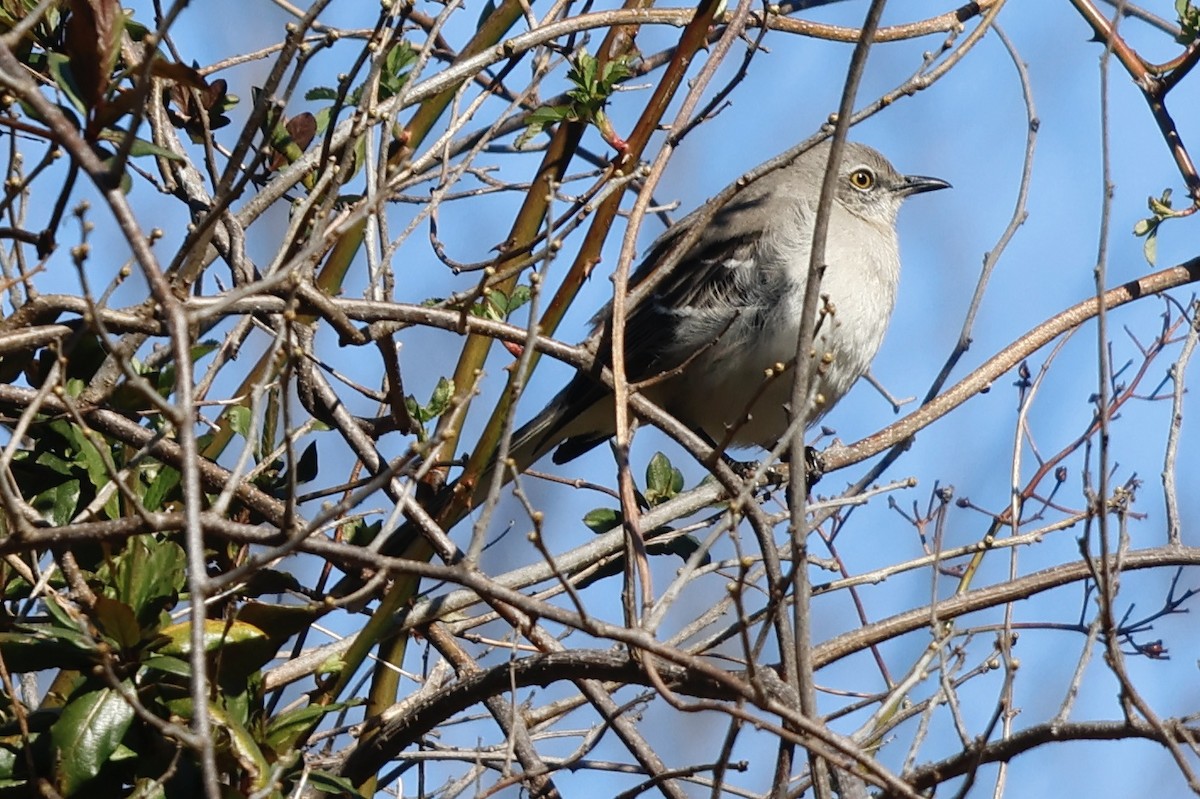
top-left (484, 141), bottom-right (947, 495)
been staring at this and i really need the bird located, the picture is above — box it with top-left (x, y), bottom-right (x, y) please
top-left (476, 140), bottom-right (948, 501)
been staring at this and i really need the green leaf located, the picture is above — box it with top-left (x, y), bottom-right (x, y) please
top-left (342, 518), bottom-right (381, 547)
top-left (44, 594), bottom-right (87, 634)
top-left (0, 742), bottom-right (20, 783)
top-left (95, 128), bottom-right (184, 159)
top-left (0, 626), bottom-right (96, 672)
top-left (160, 618), bottom-right (269, 657)
top-left (426, 376), bottom-right (454, 418)
top-left (648, 532), bottom-right (711, 567)
top-left (206, 703), bottom-right (271, 793)
top-left (1149, 187), bottom-right (1174, 215)
top-left (235, 601), bottom-right (321, 644)
top-left (404, 395), bottom-right (422, 426)
top-left (1177, 0), bottom-right (1200, 42)
top-left (379, 41), bottom-right (416, 98)
top-left (46, 52), bottom-right (87, 116)
top-left (481, 284), bottom-right (533, 318)
top-left (583, 507), bottom-right (621, 534)
top-left (304, 770), bottom-right (368, 798)
top-left (139, 654), bottom-right (191, 679)
top-left (91, 595), bottom-right (140, 650)
top-left (142, 464), bottom-right (180, 511)
top-left (577, 526), bottom-right (710, 589)
top-left (644, 452), bottom-right (683, 505)
top-left (56, 424), bottom-right (112, 514)
top-left (226, 405), bottom-right (252, 439)
top-left (1142, 227), bottom-right (1158, 266)
top-left (263, 700), bottom-right (359, 755)
top-left (316, 653), bottom-right (346, 676)
top-left (31, 477), bottom-right (80, 527)
top-left (50, 680), bottom-right (136, 795)
top-left (517, 50), bottom-right (633, 150)
top-left (515, 104), bottom-right (570, 149)
top-left (313, 104), bottom-right (333, 136)
top-left (1133, 188), bottom-right (1181, 266)
top-left (305, 86), bottom-right (339, 102)
top-left (108, 537), bottom-right (186, 628)
top-left (34, 446), bottom-right (76, 476)
top-left (508, 284), bottom-right (532, 313)
top-left (159, 614), bottom-right (288, 681)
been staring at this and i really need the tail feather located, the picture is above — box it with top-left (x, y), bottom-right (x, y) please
top-left (468, 383), bottom-right (605, 509)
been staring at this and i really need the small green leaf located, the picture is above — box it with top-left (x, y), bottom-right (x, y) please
top-left (405, 376), bottom-right (455, 432)
top-left (404, 395), bottom-right (424, 425)
top-left (226, 405), bottom-right (252, 439)
top-left (342, 518), bottom-right (381, 547)
top-left (379, 41), bottom-right (416, 99)
top-left (44, 594), bottom-right (87, 635)
top-left (316, 653), bottom-right (346, 675)
top-left (508, 284), bottom-right (532, 313)
top-left (515, 105), bottom-right (570, 149)
top-left (583, 507), bottom-right (621, 534)
top-left (305, 86), bottom-right (339, 102)
top-left (0, 743), bottom-right (20, 784)
top-left (1176, 0), bottom-right (1200, 42)
top-left (1143, 227), bottom-right (1158, 265)
top-left (426, 376), bottom-right (454, 418)
top-left (142, 464), bottom-right (180, 511)
top-left (1133, 188), bottom-right (1182, 266)
top-left (647, 533), bottom-right (712, 567)
top-left (644, 452), bottom-right (683, 505)
top-left (313, 104), bottom-right (333, 135)
top-left (66, 426), bottom-right (109, 497)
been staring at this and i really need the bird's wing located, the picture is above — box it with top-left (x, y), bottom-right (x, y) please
top-left (616, 186), bottom-right (800, 378)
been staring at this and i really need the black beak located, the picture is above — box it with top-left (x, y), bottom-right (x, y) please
top-left (899, 174), bottom-right (952, 196)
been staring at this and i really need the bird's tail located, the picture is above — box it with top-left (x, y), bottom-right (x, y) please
top-left (466, 389), bottom-right (577, 510)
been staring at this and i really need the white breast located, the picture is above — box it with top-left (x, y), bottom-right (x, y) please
top-left (665, 205), bottom-right (900, 449)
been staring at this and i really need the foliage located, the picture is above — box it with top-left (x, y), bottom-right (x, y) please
top-left (515, 48), bottom-right (635, 149)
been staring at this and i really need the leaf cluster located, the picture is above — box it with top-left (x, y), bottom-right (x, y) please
top-left (516, 49), bottom-right (635, 149)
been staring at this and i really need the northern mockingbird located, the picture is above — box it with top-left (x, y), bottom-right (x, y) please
top-left (480, 141), bottom-right (948, 499)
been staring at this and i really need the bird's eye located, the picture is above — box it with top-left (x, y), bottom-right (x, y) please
top-left (848, 168), bottom-right (875, 191)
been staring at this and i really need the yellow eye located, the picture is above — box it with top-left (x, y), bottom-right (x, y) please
top-left (849, 168), bottom-right (875, 190)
